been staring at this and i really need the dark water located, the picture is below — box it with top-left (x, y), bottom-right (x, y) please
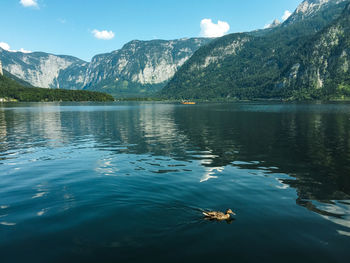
top-left (0, 102), bottom-right (350, 263)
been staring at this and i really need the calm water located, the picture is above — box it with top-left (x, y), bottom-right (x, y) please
top-left (0, 102), bottom-right (350, 263)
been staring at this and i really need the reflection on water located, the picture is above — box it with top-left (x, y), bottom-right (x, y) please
top-left (0, 102), bottom-right (350, 262)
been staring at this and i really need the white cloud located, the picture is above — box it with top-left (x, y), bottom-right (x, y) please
top-left (264, 10), bottom-right (293, 29)
top-left (282, 10), bottom-right (292, 21)
top-left (0, 42), bottom-right (11, 51)
top-left (264, 23), bottom-right (272, 29)
top-left (20, 0), bottom-right (38, 8)
top-left (0, 42), bottom-right (32, 53)
top-left (200, 19), bottom-right (230, 38)
top-left (19, 48), bottom-right (32, 53)
top-left (92, 29), bottom-right (115, 40)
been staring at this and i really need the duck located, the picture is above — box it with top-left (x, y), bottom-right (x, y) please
top-left (203, 209), bottom-right (236, 220)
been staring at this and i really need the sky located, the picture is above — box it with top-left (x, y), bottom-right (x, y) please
top-left (1, 0), bottom-right (302, 61)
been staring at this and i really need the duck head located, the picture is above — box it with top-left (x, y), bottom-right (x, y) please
top-left (226, 209), bottom-right (236, 215)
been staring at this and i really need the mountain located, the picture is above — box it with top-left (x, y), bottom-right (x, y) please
top-left (280, 2), bottom-right (350, 99)
top-left (266, 19), bottom-right (281, 29)
top-left (250, 0), bottom-right (348, 37)
top-left (83, 38), bottom-right (212, 97)
top-left (0, 38), bottom-right (211, 97)
top-left (284, 0), bottom-right (348, 26)
top-left (2, 0), bottom-right (348, 100)
top-left (278, 0), bottom-right (350, 39)
top-left (161, 0), bottom-right (350, 100)
top-left (3, 69), bottom-right (33, 87)
top-left (0, 72), bottom-right (114, 102)
top-left (0, 48), bottom-right (88, 90)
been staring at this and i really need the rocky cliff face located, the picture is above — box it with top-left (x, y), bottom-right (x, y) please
top-left (281, 2), bottom-right (350, 96)
top-left (2, 0), bottom-right (348, 99)
top-left (285, 0), bottom-right (347, 25)
top-left (83, 38), bottom-right (212, 96)
top-left (0, 49), bottom-right (87, 89)
top-left (161, 0), bottom-right (350, 99)
top-left (0, 38), bottom-right (211, 96)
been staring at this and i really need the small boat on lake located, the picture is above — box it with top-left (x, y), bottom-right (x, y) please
top-left (181, 101), bottom-right (196, 105)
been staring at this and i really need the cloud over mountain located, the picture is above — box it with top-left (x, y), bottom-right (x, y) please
top-left (200, 19), bottom-right (230, 38)
top-left (0, 42), bottom-right (32, 53)
top-left (282, 10), bottom-right (292, 21)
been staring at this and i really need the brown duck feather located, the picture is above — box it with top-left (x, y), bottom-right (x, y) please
top-left (203, 209), bottom-right (235, 220)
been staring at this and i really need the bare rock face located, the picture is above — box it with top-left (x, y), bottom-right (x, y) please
top-left (161, 0), bottom-right (350, 99)
top-left (284, 0), bottom-right (348, 25)
top-left (0, 49), bottom-right (87, 90)
top-left (83, 38), bottom-right (212, 94)
top-left (2, 0), bottom-right (347, 99)
top-left (281, 1), bottom-right (350, 91)
top-left (0, 38), bottom-right (212, 96)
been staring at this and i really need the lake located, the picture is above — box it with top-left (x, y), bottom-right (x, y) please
top-left (0, 102), bottom-right (350, 263)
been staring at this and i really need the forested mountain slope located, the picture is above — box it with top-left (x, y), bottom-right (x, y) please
top-left (161, 0), bottom-right (350, 100)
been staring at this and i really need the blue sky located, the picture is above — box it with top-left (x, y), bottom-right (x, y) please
top-left (1, 0), bottom-right (302, 61)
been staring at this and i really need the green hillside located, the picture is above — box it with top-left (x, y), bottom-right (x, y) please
top-left (279, 3), bottom-right (350, 100)
top-left (161, 1), bottom-right (350, 100)
top-left (0, 74), bottom-right (114, 102)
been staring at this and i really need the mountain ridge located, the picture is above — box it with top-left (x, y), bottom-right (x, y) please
top-left (0, 48), bottom-right (88, 90)
top-left (0, 71), bottom-right (114, 102)
top-left (0, 37), bottom-right (212, 97)
top-left (83, 37), bottom-right (212, 97)
top-left (161, 0), bottom-right (350, 100)
top-left (279, 1), bottom-right (350, 99)
top-left (1, 0), bottom-right (349, 99)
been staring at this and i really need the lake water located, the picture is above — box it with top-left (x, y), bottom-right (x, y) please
top-left (0, 102), bottom-right (350, 263)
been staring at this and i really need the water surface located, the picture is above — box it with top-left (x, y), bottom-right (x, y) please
top-left (0, 102), bottom-right (350, 262)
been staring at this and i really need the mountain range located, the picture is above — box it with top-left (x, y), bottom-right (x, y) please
top-left (1, 0), bottom-right (350, 100)
top-left (0, 38), bottom-right (211, 97)
top-left (161, 0), bottom-right (350, 100)
top-left (0, 71), bottom-right (114, 102)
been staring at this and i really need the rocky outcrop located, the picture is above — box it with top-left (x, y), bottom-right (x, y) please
top-left (281, 2), bottom-right (350, 94)
top-left (0, 38), bottom-right (211, 96)
top-left (284, 0), bottom-right (348, 25)
top-left (82, 38), bottom-right (212, 95)
top-left (0, 49), bottom-right (87, 89)
top-left (161, 0), bottom-right (350, 99)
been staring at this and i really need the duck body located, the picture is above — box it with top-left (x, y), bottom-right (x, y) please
top-left (203, 209), bottom-right (235, 221)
